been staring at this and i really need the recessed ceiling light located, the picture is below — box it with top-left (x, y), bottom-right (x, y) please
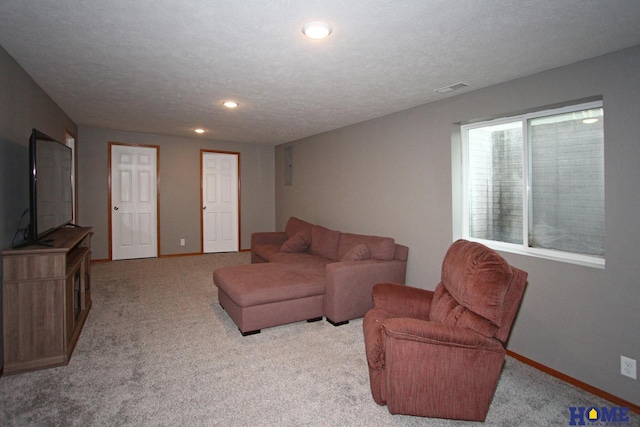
top-left (194, 128), bottom-right (205, 134)
top-left (302, 21), bottom-right (332, 40)
top-left (582, 118), bottom-right (599, 124)
top-left (223, 101), bottom-right (239, 109)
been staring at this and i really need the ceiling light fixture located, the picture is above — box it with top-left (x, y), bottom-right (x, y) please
top-left (434, 82), bottom-right (469, 94)
top-left (302, 21), bottom-right (332, 40)
top-left (194, 128), bottom-right (205, 134)
top-left (581, 109), bottom-right (601, 124)
top-left (223, 101), bottom-right (239, 109)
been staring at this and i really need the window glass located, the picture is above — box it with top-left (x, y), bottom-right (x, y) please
top-left (529, 108), bottom-right (604, 255)
top-left (468, 122), bottom-right (523, 244)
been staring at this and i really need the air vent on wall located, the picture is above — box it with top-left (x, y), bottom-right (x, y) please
top-left (434, 82), bottom-right (469, 94)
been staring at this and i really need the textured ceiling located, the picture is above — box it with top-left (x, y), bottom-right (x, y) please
top-left (1, 1), bottom-right (640, 145)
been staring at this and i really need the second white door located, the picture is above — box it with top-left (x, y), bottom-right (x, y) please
top-left (202, 151), bottom-right (239, 253)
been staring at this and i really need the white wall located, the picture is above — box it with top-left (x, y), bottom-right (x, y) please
top-left (275, 46), bottom-right (640, 405)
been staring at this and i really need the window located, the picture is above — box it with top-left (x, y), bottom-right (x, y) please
top-left (461, 101), bottom-right (604, 267)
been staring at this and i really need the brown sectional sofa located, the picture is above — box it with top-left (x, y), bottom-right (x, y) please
top-left (213, 217), bottom-right (408, 335)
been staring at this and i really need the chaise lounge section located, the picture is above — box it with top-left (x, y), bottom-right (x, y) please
top-left (214, 217), bottom-right (408, 335)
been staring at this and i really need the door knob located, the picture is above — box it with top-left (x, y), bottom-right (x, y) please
top-left (203, 206), bottom-right (206, 210)
top-left (114, 206), bottom-right (119, 210)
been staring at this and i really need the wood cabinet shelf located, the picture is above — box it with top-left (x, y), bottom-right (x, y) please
top-left (2, 226), bottom-right (92, 375)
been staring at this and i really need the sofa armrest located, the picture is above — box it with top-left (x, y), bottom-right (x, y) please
top-left (372, 283), bottom-right (433, 321)
top-left (324, 259), bottom-right (407, 324)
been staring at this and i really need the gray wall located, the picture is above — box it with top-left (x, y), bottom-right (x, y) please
top-left (77, 127), bottom-right (275, 260)
top-left (275, 46), bottom-right (640, 404)
top-left (0, 45), bottom-right (78, 371)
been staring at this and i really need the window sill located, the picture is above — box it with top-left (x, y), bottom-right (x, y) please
top-left (465, 238), bottom-right (605, 269)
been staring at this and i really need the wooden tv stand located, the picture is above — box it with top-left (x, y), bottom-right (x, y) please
top-left (2, 226), bottom-right (92, 375)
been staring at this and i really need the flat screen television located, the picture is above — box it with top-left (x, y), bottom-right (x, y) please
top-left (27, 129), bottom-right (74, 243)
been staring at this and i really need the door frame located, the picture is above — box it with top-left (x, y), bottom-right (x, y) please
top-left (200, 149), bottom-right (241, 253)
top-left (108, 142), bottom-right (161, 260)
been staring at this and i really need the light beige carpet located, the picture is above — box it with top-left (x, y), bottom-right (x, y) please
top-left (0, 253), bottom-right (636, 426)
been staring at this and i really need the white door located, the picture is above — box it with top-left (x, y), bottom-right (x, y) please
top-left (111, 144), bottom-right (158, 260)
top-left (202, 151), bottom-right (239, 253)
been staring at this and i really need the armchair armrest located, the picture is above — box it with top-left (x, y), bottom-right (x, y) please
top-left (382, 317), bottom-right (503, 352)
top-left (372, 283), bottom-right (433, 320)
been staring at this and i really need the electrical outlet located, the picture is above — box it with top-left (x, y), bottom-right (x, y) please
top-left (621, 355), bottom-right (636, 380)
top-left (180, 238), bottom-right (185, 246)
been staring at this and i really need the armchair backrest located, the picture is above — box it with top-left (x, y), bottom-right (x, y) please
top-left (429, 239), bottom-right (528, 343)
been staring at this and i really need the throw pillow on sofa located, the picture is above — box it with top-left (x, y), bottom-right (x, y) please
top-left (340, 243), bottom-right (370, 261)
top-left (280, 231), bottom-right (311, 253)
top-left (337, 233), bottom-right (396, 261)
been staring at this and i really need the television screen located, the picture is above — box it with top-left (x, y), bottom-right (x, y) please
top-left (29, 129), bottom-right (74, 241)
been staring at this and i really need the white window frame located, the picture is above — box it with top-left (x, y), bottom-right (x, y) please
top-left (460, 101), bottom-right (605, 268)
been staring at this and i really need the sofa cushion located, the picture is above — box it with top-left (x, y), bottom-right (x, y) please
top-left (340, 243), bottom-right (370, 261)
top-left (310, 225), bottom-right (341, 261)
top-left (269, 252), bottom-right (334, 267)
top-left (253, 244), bottom-right (282, 262)
top-left (214, 263), bottom-right (325, 307)
top-left (429, 284), bottom-right (499, 338)
top-left (337, 233), bottom-right (396, 261)
top-left (285, 217), bottom-right (314, 239)
top-left (280, 231), bottom-right (310, 253)
top-left (440, 239), bottom-right (514, 325)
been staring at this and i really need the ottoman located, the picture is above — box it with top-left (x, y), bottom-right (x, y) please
top-left (213, 263), bottom-right (326, 335)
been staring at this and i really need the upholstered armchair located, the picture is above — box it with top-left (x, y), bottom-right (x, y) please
top-left (363, 239), bottom-right (528, 421)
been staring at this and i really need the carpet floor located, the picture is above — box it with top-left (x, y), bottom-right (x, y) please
top-left (0, 253), bottom-right (637, 426)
